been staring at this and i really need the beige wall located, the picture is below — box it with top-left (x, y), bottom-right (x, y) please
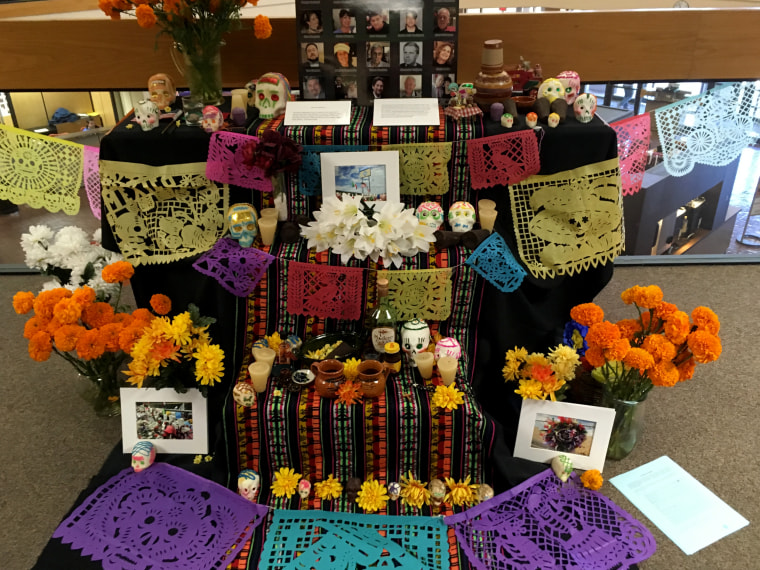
top-left (10, 91), bottom-right (94, 130)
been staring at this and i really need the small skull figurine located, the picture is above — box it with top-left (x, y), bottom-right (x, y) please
top-left (556, 70), bottom-right (581, 105)
top-left (131, 441), bottom-right (156, 472)
top-left (548, 112), bottom-right (560, 128)
top-left (298, 479), bottom-right (311, 500)
top-left (448, 201), bottom-right (476, 233)
top-left (551, 454), bottom-right (573, 483)
top-left (537, 78), bottom-right (564, 103)
top-left (254, 72), bottom-right (292, 120)
top-left (416, 201), bottom-right (445, 230)
top-left (429, 478), bottom-right (446, 509)
top-left (134, 99), bottom-right (160, 132)
top-left (238, 469), bottom-right (261, 502)
top-left (227, 203), bottom-right (259, 247)
top-left (500, 113), bottom-right (514, 128)
top-left (574, 93), bottom-right (597, 124)
top-left (525, 112), bottom-right (538, 128)
top-left (400, 319), bottom-right (431, 366)
top-left (202, 105), bottom-right (223, 133)
top-left (387, 481), bottom-right (401, 501)
top-left (434, 337), bottom-right (461, 360)
top-left (477, 483), bottom-right (494, 503)
top-left (148, 73), bottom-right (176, 108)
top-left (232, 382), bottom-right (256, 407)
top-left (346, 477), bottom-right (362, 504)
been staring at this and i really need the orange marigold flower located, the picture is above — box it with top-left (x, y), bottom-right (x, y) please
top-left (150, 294), bottom-right (172, 315)
top-left (131, 308), bottom-right (154, 323)
top-left (112, 312), bottom-right (133, 325)
top-left (633, 285), bottom-right (663, 309)
top-left (82, 302), bottom-right (115, 329)
top-left (119, 323), bottom-right (147, 353)
top-left (76, 329), bottom-right (106, 360)
top-left (254, 14), bottom-right (273, 39)
top-left (584, 345), bottom-right (606, 368)
top-left (71, 285), bottom-right (96, 306)
top-left (54, 324), bottom-right (86, 352)
top-left (53, 297), bottom-right (83, 325)
top-left (209, 0), bottom-right (221, 13)
top-left (653, 301), bottom-right (678, 320)
top-left (111, 0), bottom-right (131, 9)
top-left (29, 331), bottom-right (53, 362)
top-left (580, 469), bottom-right (604, 491)
top-left (98, 0), bottom-right (115, 17)
top-left (33, 288), bottom-right (72, 321)
top-left (622, 347), bottom-right (654, 373)
top-left (604, 338), bottom-right (630, 361)
top-left (620, 285), bottom-right (641, 305)
top-left (615, 318), bottom-right (641, 341)
top-left (135, 4), bottom-right (157, 28)
top-left (663, 310), bottom-right (691, 345)
top-left (102, 260), bottom-right (134, 284)
top-left (13, 291), bottom-right (35, 314)
top-left (687, 330), bottom-right (722, 364)
top-left (99, 322), bottom-right (125, 352)
top-left (585, 321), bottom-right (621, 350)
top-left (46, 317), bottom-right (65, 335)
top-left (677, 356), bottom-right (696, 381)
top-left (641, 334), bottom-right (676, 363)
top-left (648, 360), bottom-right (680, 387)
top-left (24, 316), bottom-right (46, 340)
top-left (164, 0), bottom-right (181, 16)
top-left (569, 303), bottom-right (604, 327)
top-left (691, 306), bottom-right (720, 335)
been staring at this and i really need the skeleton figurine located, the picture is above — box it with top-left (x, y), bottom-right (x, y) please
top-left (131, 441), bottom-right (156, 472)
top-left (298, 479), bottom-right (311, 500)
top-left (254, 72), bottom-right (292, 120)
top-left (227, 203), bottom-right (259, 248)
top-left (148, 73), bottom-right (176, 108)
top-left (238, 469), bottom-right (261, 502)
top-left (134, 99), bottom-right (160, 132)
top-left (416, 201), bottom-right (445, 230)
top-left (400, 319), bottom-right (431, 367)
top-left (573, 93), bottom-right (597, 124)
top-left (448, 201), bottom-right (476, 233)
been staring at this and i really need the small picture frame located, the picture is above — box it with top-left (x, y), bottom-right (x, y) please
top-left (321, 150), bottom-right (400, 207)
top-left (513, 399), bottom-right (616, 472)
top-left (120, 387), bottom-right (208, 455)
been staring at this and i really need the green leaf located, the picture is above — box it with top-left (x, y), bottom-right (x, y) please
top-left (188, 303), bottom-right (216, 327)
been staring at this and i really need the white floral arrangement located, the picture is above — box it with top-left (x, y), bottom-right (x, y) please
top-left (300, 196), bottom-right (436, 268)
top-left (20, 224), bottom-right (125, 299)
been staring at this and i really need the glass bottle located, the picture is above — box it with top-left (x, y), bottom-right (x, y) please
top-left (370, 278), bottom-right (397, 353)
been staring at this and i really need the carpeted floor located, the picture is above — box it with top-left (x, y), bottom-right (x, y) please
top-left (1, 265), bottom-right (757, 570)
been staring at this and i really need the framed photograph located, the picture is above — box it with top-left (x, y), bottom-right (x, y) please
top-left (513, 399), bottom-right (616, 472)
top-left (120, 388), bottom-right (208, 455)
top-left (320, 150), bottom-right (400, 207)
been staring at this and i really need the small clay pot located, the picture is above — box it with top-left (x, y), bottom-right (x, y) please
top-left (311, 359), bottom-right (345, 399)
top-left (357, 359), bottom-right (390, 398)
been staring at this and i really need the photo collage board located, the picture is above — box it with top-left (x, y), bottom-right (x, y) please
top-left (296, 0), bottom-right (459, 106)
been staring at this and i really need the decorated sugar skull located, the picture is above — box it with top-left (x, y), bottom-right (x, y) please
top-left (134, 99), bottom-right (160, 132)
top-left (400, 319), bottom-right (431, 365)
top-left (232, 382), bottom-right (256, 407)
top-left (429, 478), bottom-right (446, 507)
top-left (556, 70), bottom-right (581, 105)
top-left (254, 72), bottom-right (291, 120)
top-left (201, 105), bottom-right (223, 133)
top-left (131, 441), bottom-right (156, 473)
top-left (548, 112), bottom-right (560, 128)
top-left (148, 73), bottom-right (176, 108)
top-left (238, 469), bottom-right (261, 502)
top-left (298, 479), bottom-right (311, 500)
top-left (227, 203), bottom-right (259, 247)
top-left (525, 112), bottom-right (538, 128)
top-left (537, 78), bottom-right (564, 103)
top-left (448, 201), bottom-right (476, 233)
top-left (477, 483), bottom-right (494, 502)
top-left (434, 337), bottom-right (461, 360)
top-left (500, 113), bottom-right (514, 128)
top-left (574, 93), bottom-right (597, 124)
top-left (388, 481), bottom-right (401, 501)
top-left (416, 201), bottom-right (445, 230)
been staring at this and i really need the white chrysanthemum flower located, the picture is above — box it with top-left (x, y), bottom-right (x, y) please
top-left (40, 279), bottom-right (62, 292)
top-left (92, 228), bottom-right (102, 244)
top-left (87, 275), bottom-right (120, 301)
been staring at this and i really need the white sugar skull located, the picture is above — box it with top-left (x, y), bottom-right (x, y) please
top-left (388, 481), bottom-right (401, 500)
top-left (135, 99), bottom-right (160, 132)
top-left (556, 70), bottom-right (581, 105)
top-left (233, 382), bottom-right (256, 407)
top-left (298, 479), bottom-right (311, 499)
top-left (477, 483), bottom-right (494, 502)
top-left (416, 201), bottom-right (445, 230)
top-left (227, 203), bottom-right (259, 247)
top-left (500, 113), bottom-right (514, 128)
top-left (131, 441), bottom-right (156, 473)
top-left (148, 73), bottom-right (176, 108)
top-left (255, 72), bottom-right (291, 120)
top-left (400, 319), bottom-right (431, 365)
top-left (526, 112), bottom-right (538, 129)
top-left (448, 201), bottom-right (476, 233)
top-left (434, 337), bottom-right (461, 360)
top-left (202, 105), bottom-right (223, 133)
top-left (537, 78), bottom-right (564, 103)
top-left (548, 112), bottom-right (560, 128)
top-left (238, 469), bottom-right (261, 502)
top-left (573, 93), bottom-right (597, 124)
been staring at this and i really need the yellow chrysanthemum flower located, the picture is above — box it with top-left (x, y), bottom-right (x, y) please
top-left (271, 467), bottom-right (301, 498)
top-left (265, 331), bottom-right (283, 352)
top-left (168, 312), bottom-right (193, 345)
top-left (314, 474), bottom-right (343, 500)
top-left (525, 352), bottom-right (550, 368)
top-left (444, 476), bottom-right (477, 507)
top-left (193, 343), bottom-right (225, 386)
top-left (343, 357), bottom-right (361, 381)
top-left (356, 479), bottom-right (388, 513)
top-left (431, 383), bottom-right (464, 411)
top-left (514, 379), bottom-right (545, 400)
top-left (548, 344), bottom-right (581, 381)
top-left (399, 472), bottom-right (430, 509)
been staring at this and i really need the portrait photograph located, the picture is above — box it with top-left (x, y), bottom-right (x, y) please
top-left (400, 75), bottom-right (422, 98)
top-left (333, 42), bottom-right (357, 69)
top-left (335, 75), bottom-right (358, 100)
top-left (300, 10), bottom-right (324, 35)
top-left (332, 8), bottom-right (356, 34)
top-left (301, 42), bottom-right (324, 70)
top-left (303, 76), bottom-right (326, 100)
top-left (367, 42), bottom-right (391, 69)
top-left (433, 6), bottom-right (457, 33)
top-left (366, 10), bottom-right (390, 34)
top-left (399, 41), bottom-right (423, 68)
top-left (433, 73), bottom-right (456, 99)
top-left (399, 8), bottom-right (423, 34)
top-left (433, 41), bottom-right (455, 66)
top-left (368, 75), bottom-right (388, 100)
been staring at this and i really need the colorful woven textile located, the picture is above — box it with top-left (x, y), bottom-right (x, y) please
top-left (287, 261), bottom-right (365, 320)
top-left (298, 145), bottom-right (369, 196)
top-left (383, 142), bottom-right (453, 195)
top-left (467, 130), bottom-right (541, 190)
top-left (465, 233), bottom-right (526, 293)
top-left (0, 123), bottom-right (83, 214)
top-left (83, 145), bottom-right (101, 219)
top-left (260, 510), bottom-right (450, 569)
top-left (445, 469), bottom-right (656, 570)
top-left (509, 157), bottom-right (623, 279)
top-left (100, 160), bottom-right (229, 266)
top-left (376, 267), bottom-right (453, 321)
top-left (610, 114), bottom-right (650, 197)
top-left (205, 131), bottom-right (272, 191)
top-left (192, 237), bottom-right (276, 297)
top-left (52, 463), bottom-right (268, 570)
top-left (655, 81), bottom-right (760, 177)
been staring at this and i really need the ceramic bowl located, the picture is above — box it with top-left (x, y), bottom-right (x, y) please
top-left (512, 96), bottom-right (536, 113)
top-left (296, 332), bottom-right (362, 367)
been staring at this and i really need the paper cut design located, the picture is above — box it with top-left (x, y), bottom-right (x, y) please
top-left (52, 463), bottom-right (268, 570)
top-left (467, 130), bottom-right (541, 190)
top-left (299, 145), bottom-right (369, 196)
top-left (445, 469), bottom-right (656, 570)
top-left (100, 160), bottom-right (229, 266)
top-left (192, 237), bottom-right (276, 297)
top-left (509, 157), bottom-right (623, 279)
top-left (611, 113), bottom-right (650, 196)
top-left (376, 268), bottom-right (452, 321)
top-left (260, 510), bottom-right (450, 570)
top-left (0, 123), bottom-right (83, 214)
top-left (206, 131), bottom-right (273, 191)
top-left (287, 261), bottom-right (364, 320)
top-left (655, 82), bottom-right (760, 176)
top-left (83, 145), bottom-right (102, 219)
top-left (465, 232), bottom-right (526, 293)
top-left (384, 142), bottom-right (453, 195)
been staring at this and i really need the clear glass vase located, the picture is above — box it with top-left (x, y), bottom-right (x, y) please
top-left (603, 392), bottom-right (646, 460)
top-left (78, 373), bottom-right (121, 418)
top-left (174, 41), bottom-right (224, 106)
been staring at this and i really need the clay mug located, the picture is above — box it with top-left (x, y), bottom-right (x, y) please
top-left (310, 359), bottom-right (345, 399)
top-left (357, 359), bottom-right (390, 398)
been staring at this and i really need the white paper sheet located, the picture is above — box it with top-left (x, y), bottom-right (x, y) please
top-left (372, 99), bottom-right (440, 126)
top-left (284, 101), bottom-right (352, 126)
top-left (610, 455), bottom-right (749, 555)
